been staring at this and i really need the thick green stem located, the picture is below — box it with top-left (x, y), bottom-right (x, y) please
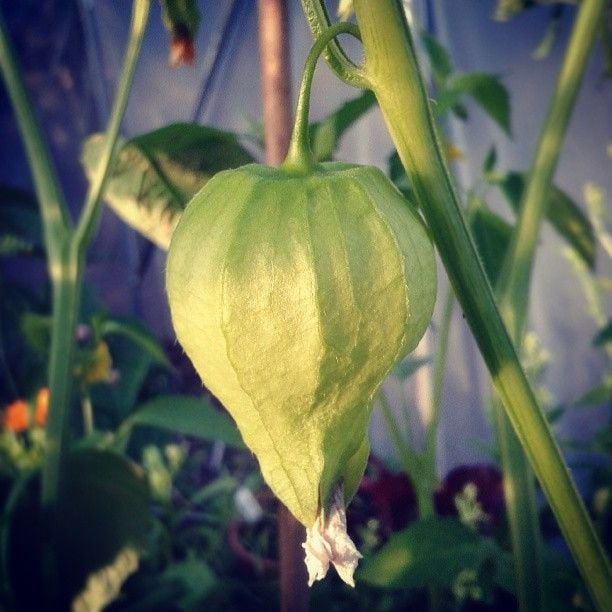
top-left (282, 22), bottom-right (365, 175)
top-left (492, 2), bottom-right (605, 609)
top-left (351, 1), bottom-right (610, 608)
top-left (0, 9), bottom-right (71, 269)
top-left (41, 0), bottom-right (150, 515)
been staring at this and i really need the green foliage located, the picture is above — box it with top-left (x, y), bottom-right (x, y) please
top-left (438, 73), bottom-right (512, 135)
top-left (92, 313), bottom-right (171, 369)
top-left (593, 319), bottom-right (612, 347)
top-left (359, 517), bottom-right (509, 594)
top-left (116, 395), bottom-right (245, 452)
top-left (497, 172), bottom-right (596, 269)
top-left (420, 31), bottom-right (453, 84)
top-left (4, 450), bottom-right (149, 610)
top-left (309, 90), bottom-right (376, 161)
top-left (468, 201), bottom-right (514, 287)
top-left (0, 186), bottom-right (42, 257)
top-left (81, 124), bottom-right (254, 249)
top-left (161, 0), bottom-right (200, 37)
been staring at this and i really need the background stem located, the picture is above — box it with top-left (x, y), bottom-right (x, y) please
top-left (491, 1), bottom-right (606, 609)
top-left (351, 1), bottom-right (611, 608)
top-left (0, 10), bottom-right (70, 269)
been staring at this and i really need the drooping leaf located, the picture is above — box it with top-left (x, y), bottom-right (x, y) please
top-left (358, 517), bottom-right (508, 591)
top-left (309, 90), bottom-right (377, 161)
top-left (5, 451), bottom-right (149, 609)
top-left (81, 123), bottom-right (255, 249)
top-left (468, 203), bottom-right (514, 287)
top-left (448, 73), bottom-right (511, 135)
top-left (94, 313), bottom-right (171, 369)
top-left (420, 30), bottom-right (453, 83)
top-left (118, 395), bottom-right (244, 451)
top-left (593, 319), bottom-right (612, 347)
top-left (499, 172), bottom-right (596, 269)
top-left (59, 451), bottom-right (150, 603)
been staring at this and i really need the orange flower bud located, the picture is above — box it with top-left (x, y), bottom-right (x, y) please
top-left (3, 399), bottom-right (30, 432)
top-left (35, 388), bottom-right (49, 427)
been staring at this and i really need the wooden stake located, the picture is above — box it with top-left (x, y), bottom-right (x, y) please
top-left (256, 1), bottom-right (309, 610)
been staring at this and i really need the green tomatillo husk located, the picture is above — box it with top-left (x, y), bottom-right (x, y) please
top-left (166, 160), bottom-right (436, 585)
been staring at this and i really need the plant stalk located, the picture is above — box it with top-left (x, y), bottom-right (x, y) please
top-left (41, 0), bottom-right (150, 516)
top-left (425, 286), bottom-right (454, 466)
top-left (0, 9), bottom-right (71, 269)
top-left (351, 1), bottom-right (610, 608)
top-left (282, 22), bottom-right (364, 175)
top-left (496, 0), bottom-right (605, 341)
top-left (492, 2), bottom-right (606, 609)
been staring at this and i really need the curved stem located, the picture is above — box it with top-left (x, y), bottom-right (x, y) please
top-left (352, 1), bottom-right (611, 608)
top-left (282, 22), bottom-right (366, 174)
top-left (299, 0), bottom-right (368, 88)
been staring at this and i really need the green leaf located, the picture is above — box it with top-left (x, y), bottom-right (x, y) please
top-left (95, 314), bottom-right (171, 369)
top-left (468, 203), bottom-right (514, 287)
top-left (119, 395), bottom-right (244, 450)
top-left (482, 146), bottom-right (497, 175)
top-left (19, 312), bottom-right (51, 354)
top-left (161, 556), bottom-right (217, 608)
top-left (5, 451), bottom-right (149, 609)
top-left (81, 123), bottom-right (254, 249)
top-left (91, 333), bottom-right (154, 420)
top-left (420, 30), bottom-right (453, 83)
top-left (499, 172), bottom-right (596, 269)
top-left (393, 355), bottom-right (431, 380)
top-left (574, 381), bottom-right (612, 408)
top-left (58, 451), bottom-right (150, 602)
top-left (593, 320), bottom-right (612, 347)
top-left (160, 0), bottom-right (200, 36)
top-left (532, 7), bottom-right (563, 60)
top-left (448, 73), bottom-right (511, 135)
top-left (309, 90), bottom-right (377, 161)
top-left (0, 185), bottom-right (42, 256)
top-left (387, 150), bottom-right (413, 200)
top-left (358, 517), bottom-right (507, 590)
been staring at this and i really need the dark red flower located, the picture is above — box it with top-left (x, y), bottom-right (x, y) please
top-left (434, 464), bottom-right (505, 534)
